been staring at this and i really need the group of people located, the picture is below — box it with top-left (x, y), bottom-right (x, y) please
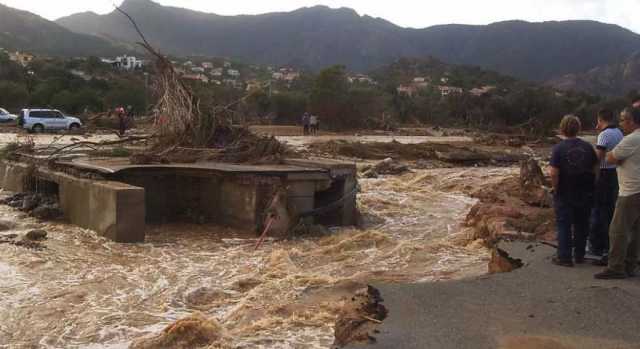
top-left (549, 102), bottom-right (640, 279)
top-left (301, 112), bottom-right (320, 136)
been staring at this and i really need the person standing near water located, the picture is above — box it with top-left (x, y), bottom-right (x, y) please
top-left (549, 115), bottom-right (599, 267)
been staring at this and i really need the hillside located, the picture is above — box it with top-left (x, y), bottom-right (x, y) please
top-left (56, 0), bottom-right (640, 81)
top-left (548, 52), bottom-right (640, 96)
top-left (0, 3), bottom-right (130, 57)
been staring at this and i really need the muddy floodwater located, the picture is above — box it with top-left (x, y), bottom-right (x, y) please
top-left (0, 167), bottom-right (514, 349)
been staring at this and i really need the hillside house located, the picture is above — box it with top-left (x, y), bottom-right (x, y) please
top-left (470, 85), bottom-right (496, 96)
top-left (191, 67), bottom-right (205, 73)
top-left (348, 74), bottom-right (375, 84)
top-left (438, 86), bottom-right (463, 96)
top-left (227, 69), bottom-right (240, 77)
top-left (397, 85), bottom-right (418, 97)
top-left (182, 74), bottom-right (209, 83)
top-left (201, 62), bottom-right (214, 69)
top-left (104, 55), bottom-right (143, 70)
top-left (211, 68), bottom-right (223, 77)
top-left (9, 51), bottom-right (34, 67)
top-left (246, 80), bottom-right (263, 92)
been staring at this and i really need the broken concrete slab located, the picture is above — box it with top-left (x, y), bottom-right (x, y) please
top-left (0, 156), bottom-right (359, 243)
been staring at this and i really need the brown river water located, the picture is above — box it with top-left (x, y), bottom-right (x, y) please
top-left (0, 167), bottom-right (514, 349)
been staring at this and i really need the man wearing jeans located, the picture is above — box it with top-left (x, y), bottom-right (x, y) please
top-left (595, 107), bottom-right (640, 279)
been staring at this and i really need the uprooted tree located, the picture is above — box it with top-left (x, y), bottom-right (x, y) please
top-left (115, 6), bottom-right (286, 164)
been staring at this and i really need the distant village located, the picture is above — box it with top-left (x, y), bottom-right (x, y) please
top-left (1, 48), bottom-right (498, 98)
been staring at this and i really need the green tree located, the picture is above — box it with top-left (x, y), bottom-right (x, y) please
top-left (309, 65), bottom-right (349, 130)
top-left (0, 81), bottom-right (29, 110)
top-left (270, 92), bottom-right (308, 124)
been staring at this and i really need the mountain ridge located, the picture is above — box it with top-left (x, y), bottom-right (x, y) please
top-left (56, 0), bottom-right (640, 81)
top-left (0, 3), bottom-right (132, 57)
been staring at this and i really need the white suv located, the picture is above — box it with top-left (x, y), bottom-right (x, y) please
top-left (19, 109), bottom-right (82, 133)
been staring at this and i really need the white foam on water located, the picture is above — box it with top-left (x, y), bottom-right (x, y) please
top-left (0, 167), bottom-right (516, 348)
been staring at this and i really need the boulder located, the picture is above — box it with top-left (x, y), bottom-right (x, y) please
top-left (363, 158), bottom-right (410, 177)
top-left (25, 229), bottom-right (47, 241)
top-left (31, 205), bottom-right (63, 220)
top-left (21, 195), bottom-right (40, 211)
top-left (184, 287), bottom-right (228, 307)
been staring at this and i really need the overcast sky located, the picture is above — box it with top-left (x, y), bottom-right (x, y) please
top-left (2, 0), bottom-right (639, 33)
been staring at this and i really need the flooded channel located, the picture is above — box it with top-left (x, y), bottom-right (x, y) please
top-left (0, 168), bottom-right (512, 348)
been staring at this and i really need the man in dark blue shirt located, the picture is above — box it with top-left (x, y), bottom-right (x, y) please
top-left (549, 115), bottom-right (599, 267)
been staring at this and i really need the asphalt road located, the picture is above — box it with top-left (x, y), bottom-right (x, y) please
top-left (352, 242), bottom-right (640, 349)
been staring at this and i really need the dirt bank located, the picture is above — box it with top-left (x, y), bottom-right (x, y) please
top-left (304, 140), bottom-right (529, 167)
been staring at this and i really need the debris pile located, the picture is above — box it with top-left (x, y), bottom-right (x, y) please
top-left (129, 21), bottom-right (287, 165)
top-left (361, 158), bottom-right (410, 178)
top-left (308, 140), bottom-right (525, 166)
top-left (0, 229), bottom-right (48, 250)
top-left (0, 192), bottom-right (63, 220)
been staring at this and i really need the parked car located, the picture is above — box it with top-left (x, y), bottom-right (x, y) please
top-left (19, 109), bottom-right (83, 133)
top-left (0, 108), bottom-right (17, 123)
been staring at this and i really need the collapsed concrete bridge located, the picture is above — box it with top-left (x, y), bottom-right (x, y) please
top-left (0, 157), bottom-right (358, 243)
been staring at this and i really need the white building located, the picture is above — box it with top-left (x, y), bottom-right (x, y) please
top-left (191, 67), bottom-right (205, 73)
top-left (201, 62), bottom-right (214, 69)
top-left (211, 68), bottom-right (223, 77)
top-left (227, 69), bottom-right (240, 77)
top-left (438, 86), bottom-right (463, 96)
top-left (106, 55), bottom-right (143, 70)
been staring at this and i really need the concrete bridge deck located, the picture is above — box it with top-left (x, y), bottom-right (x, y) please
top-left (0, 157), bottom-right (358, 243)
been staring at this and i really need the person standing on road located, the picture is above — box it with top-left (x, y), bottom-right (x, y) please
top-left (309, 114), bottom-right (318, 135)
top-left (595, 107), bottom-right (640, 279)
top-left (589, 109), bottom-right (624, 264)
top-left (116, 106), bottom-right (127, 136)
top-left (302, 112), bottom-right (310, 136)
top-left (549, 115), bottom-right (599, 267)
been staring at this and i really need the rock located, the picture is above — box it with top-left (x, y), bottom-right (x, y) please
top-left (0, 220), bottom-right (16, 231)
top-left (31, 205), bottom-right (63, 220)
top-left (232, 278), bottom-right (262, 292)
top-left (129, 312), bottom-right (229, 349)
top-left (519, 159), bottom-right (546, 188)
top-left (362, 169), bottom-right (379, 178)
top-left (184, 287), bottom-right (227, 307)
top-left (333, 285), bottom-right (388, 347)
top-left (369, 158), bottom-right (410, 176)
top-left (488, 248), bottom-right (523, 274)
top-left (21, 195), bottom-right (40, 211)
top-left (25, 229), bottom-right (47, 241)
